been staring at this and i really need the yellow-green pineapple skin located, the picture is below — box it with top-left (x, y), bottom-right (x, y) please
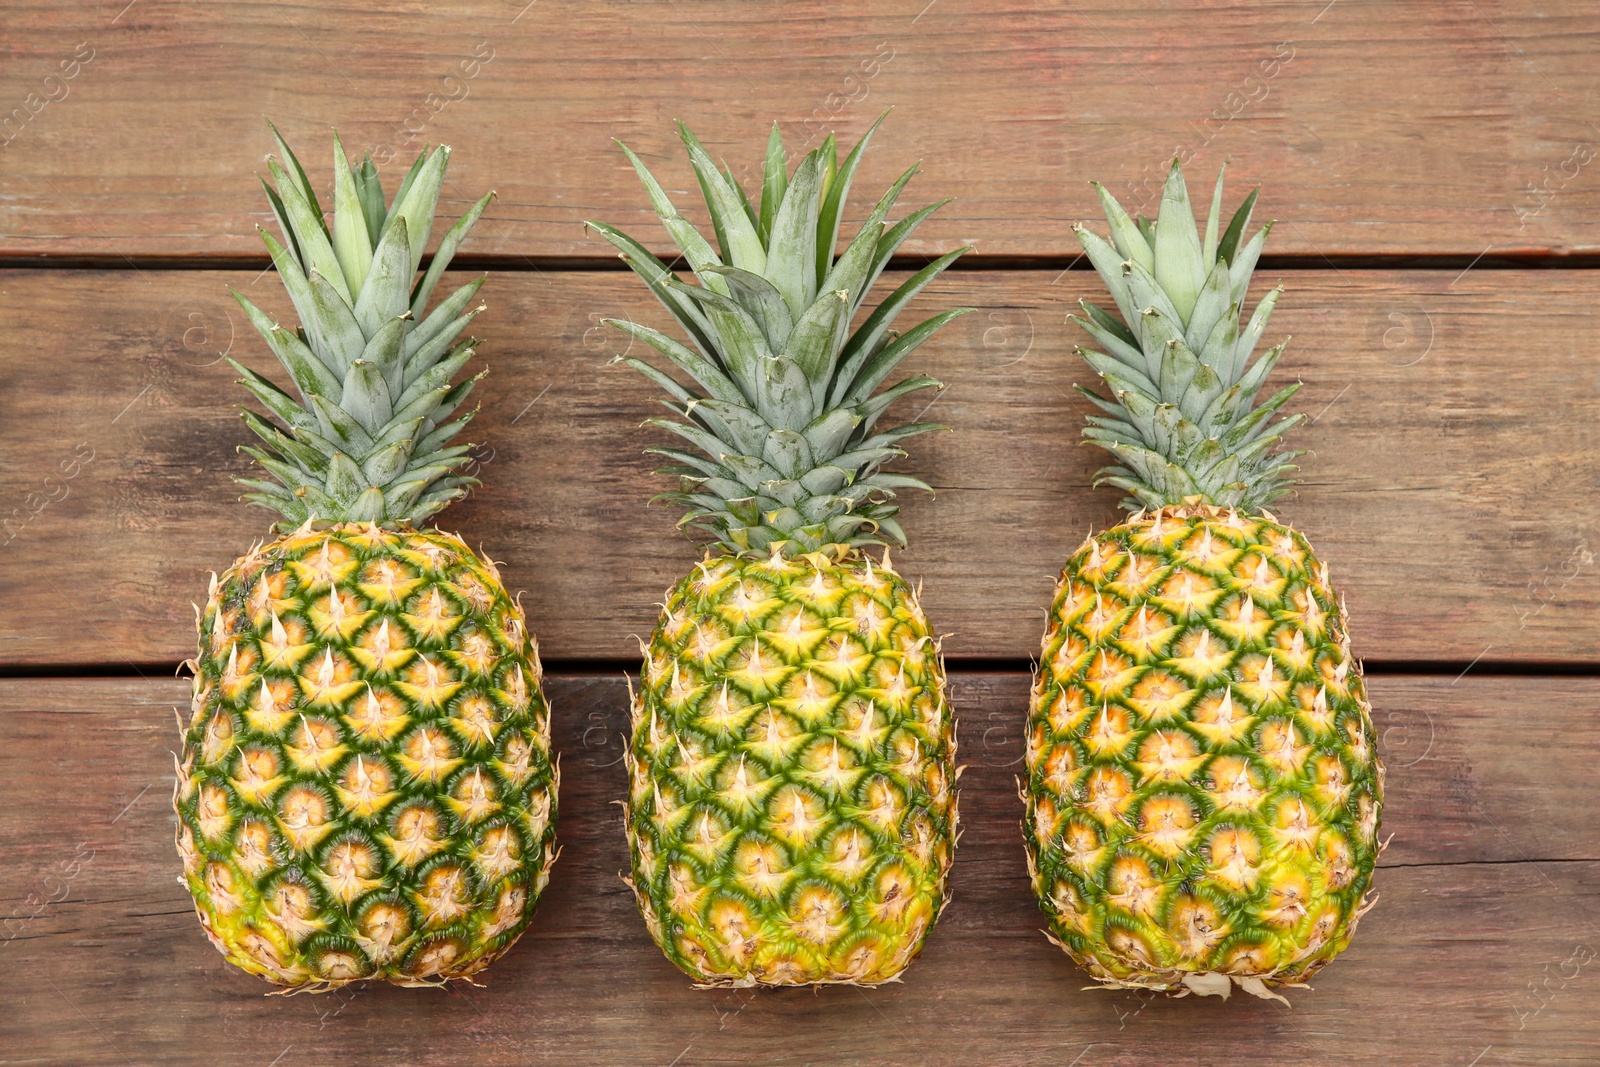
top-left (625, 550), bottom-right (957, 986)
top-left (176, 523), bottom-right (558, 990)
top-left (1024, 504), bottom-right (1382, 998)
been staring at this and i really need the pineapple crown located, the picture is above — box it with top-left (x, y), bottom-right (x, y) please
top-left (228, 121), bottom-right (495, 532)
top-left (1074, 160), bottom-right (1304, 512)
top-left (588, 114), bottom-right (973, 558)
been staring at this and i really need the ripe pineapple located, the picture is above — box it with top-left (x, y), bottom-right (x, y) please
top-left (1023, 162), bottom-right (1383, 1002)
top-left (173, 126), bottom-right (557, 991)
top-left (590, 118), bottom-right (969, 986)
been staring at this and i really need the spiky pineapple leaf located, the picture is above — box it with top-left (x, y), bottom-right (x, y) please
top-left (592, 117), bottom-right (971, 557)
top-left (1074, 159), bottom-right (1300, 512)
top-left (237, 123), bottom-right (494, 530)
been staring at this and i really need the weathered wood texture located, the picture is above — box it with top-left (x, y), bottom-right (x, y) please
top-left (2, 269), bottom-right (1597, 666)
top-left (2, 675), bottom-right (1597, 1066)
top-left (2, 1), bottom-right (1598, 260)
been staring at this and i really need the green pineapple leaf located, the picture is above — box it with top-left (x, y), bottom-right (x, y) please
top-left (594, 116), bottom-right (971, 556)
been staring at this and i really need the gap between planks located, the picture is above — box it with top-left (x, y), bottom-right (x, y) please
top-left (6, 253), bottom-right (1600, 273)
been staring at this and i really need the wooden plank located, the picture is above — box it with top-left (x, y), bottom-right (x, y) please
top-left (1, 1), bottom-right (1598, 259)
top-left (2, 268), bottom-right (1597, 666)
top-left (2, 675), bottom-right (1597, 1065)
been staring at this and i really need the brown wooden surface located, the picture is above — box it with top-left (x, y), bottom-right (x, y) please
top-left (2, 674), bottom-right (1597, 1067)
top-left (3, 1), bottom-right (1600, 260)
top-left (5, 4), bottom-right (1599, 1064)
top-left (2, 269), bottom-right (1597, 667)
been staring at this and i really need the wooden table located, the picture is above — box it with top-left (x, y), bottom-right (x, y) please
top-left (3, 2), bottom-right (1597, 1064)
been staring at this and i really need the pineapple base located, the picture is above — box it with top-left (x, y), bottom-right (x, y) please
top-left (625, 548), bottom-right (958, 987)
top-left (1024, 504), bottom-right (1383, 999)
top-left (175, 522), bottom-right (558, 991)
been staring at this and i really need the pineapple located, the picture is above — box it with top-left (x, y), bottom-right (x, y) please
top-left (1023, 162), bottom-right (1383, 1002)
top-left (590, 117), bottom-right (969, 986)
top-left (173, 125), bottom-right (557, 991)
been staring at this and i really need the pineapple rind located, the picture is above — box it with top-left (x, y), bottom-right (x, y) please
top-left (176, 522), bottom-right (558, 991)
top-left (625, 549), bottom-right (958, 986)
top-left (1024, 504), bottom-right (1383, 997)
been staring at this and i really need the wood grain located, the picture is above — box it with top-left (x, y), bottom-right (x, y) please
top-left (1, 269), bottom-right (1596, 666)
top-left (1, 1), bottom-right (1598, 260)
top-left (4, 4), bottom-right (1594, 1066)
top-left (2, 674), bottom-right (1596, 1066)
